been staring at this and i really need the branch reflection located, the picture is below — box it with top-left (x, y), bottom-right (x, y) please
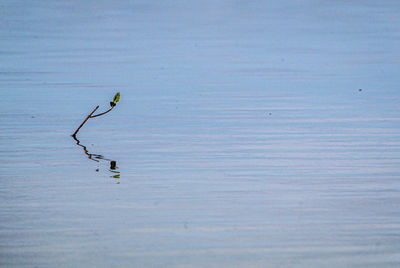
top-left (72, 135), bottom-right (120, 180)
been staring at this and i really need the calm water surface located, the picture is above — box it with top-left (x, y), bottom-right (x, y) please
top-left (1, 1), bottom-right (400, 267)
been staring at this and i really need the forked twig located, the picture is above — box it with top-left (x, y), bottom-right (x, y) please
top-left (71, 92), bottom-right (120, 138)
top-left (90, 106), bottom-right (114, 118)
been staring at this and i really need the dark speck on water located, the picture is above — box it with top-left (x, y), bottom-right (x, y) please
top-left (1, 0), bottom-right (400, 267)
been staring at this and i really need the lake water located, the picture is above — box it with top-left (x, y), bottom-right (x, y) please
top-left (1, 1), bottom-right (400, 267)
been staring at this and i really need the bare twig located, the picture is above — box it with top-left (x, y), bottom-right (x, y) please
top-left (90, 106), bottom-right (114, 118)
top-left (72, 105), bottom-right (99, 137)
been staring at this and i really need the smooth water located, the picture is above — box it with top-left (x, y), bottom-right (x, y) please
top-left (1, 1), bottom-right (400, 267)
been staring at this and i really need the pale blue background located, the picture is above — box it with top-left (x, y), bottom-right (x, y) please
top-left (1, 1), bottom-right (400, 267)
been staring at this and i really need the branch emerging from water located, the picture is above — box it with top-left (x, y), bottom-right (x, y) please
top-left (72, 92), bottom-right (120, 137)
top-left (72, 105), bottom-right (99, 138)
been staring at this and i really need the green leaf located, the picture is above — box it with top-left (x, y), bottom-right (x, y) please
top-left (110, 92), bottom-right (120, 107)
top-left (113, 92), bottom-right (120, 104)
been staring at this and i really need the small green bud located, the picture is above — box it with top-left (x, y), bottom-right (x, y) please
top-left (109, 92), bottom-right (120, 107)
top-left (113, 92), bottom-right (120, 104)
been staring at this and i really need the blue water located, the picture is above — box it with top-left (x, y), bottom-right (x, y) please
top-left (1, 1), bottom-right (400, 267)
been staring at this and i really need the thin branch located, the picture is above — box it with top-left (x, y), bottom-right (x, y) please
top-left (72, 105), bottom-right (99, 137)
top-left (90, 106), bottom-right (114, 118)
top-left (71, 92), bottom-right (119, 137)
